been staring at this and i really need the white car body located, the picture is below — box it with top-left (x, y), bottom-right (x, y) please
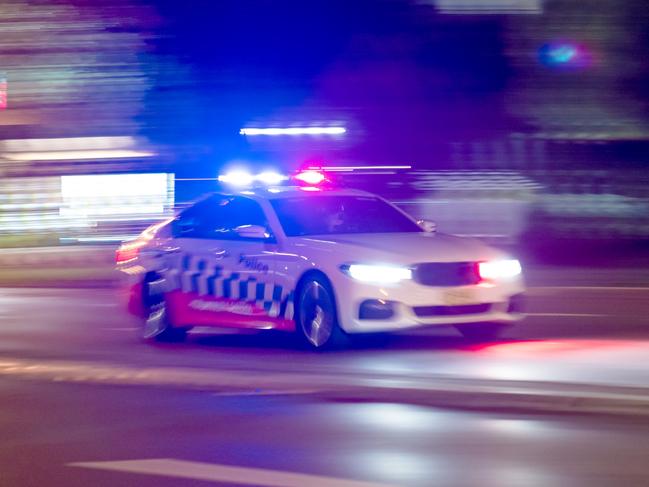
top-left (118, 187), bottom-right (525, 343)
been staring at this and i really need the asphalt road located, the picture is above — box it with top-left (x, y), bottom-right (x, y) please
top-left (1, 283), bottom-right (649, 486)
top-left (1, 286), bottom-right (649, 385)
top-left (3, 377), bottom-right (649, 487)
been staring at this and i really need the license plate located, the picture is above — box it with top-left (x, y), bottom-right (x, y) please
top-left (443, 289), bottom-right (478, 306)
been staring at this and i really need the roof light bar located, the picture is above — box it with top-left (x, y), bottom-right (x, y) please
top-left (293, 170), bottom-right (326, 185)
top-left (217, 169), bottom-right (329, 188)
top-left (256, 171), bottom-right (288, 185)
top-left (239, 127), bottom-right (346, 136)
top-left (218, 170), bottom-right (289, 187)
top-left (218, 170), bottom-right (254, 186)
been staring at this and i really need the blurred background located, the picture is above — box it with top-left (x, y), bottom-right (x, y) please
top-left (1, 0), bottom-right (648, 255)
top-left (4, 4), bottom-right (649, 485)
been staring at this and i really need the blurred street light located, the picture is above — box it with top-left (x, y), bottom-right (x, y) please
top-left (240, 127), bottom-right (346, 136)
top-left (538, 42), bottom-right (592, 69)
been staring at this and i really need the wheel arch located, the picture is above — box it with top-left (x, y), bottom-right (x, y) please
top-left (294, 269), bottom-right (340, 320)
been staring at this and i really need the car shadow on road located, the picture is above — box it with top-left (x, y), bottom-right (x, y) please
top-left (184, 327), bottom-right (519, 353)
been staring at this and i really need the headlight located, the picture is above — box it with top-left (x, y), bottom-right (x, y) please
top-left (341, 264), bottom-right (412, 284)
top-left (478, 259), bottom-right (522, 280)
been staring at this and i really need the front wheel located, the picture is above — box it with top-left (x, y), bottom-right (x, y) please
top-left (455, 323), bottom-right (509, 342)
top-left (295, 276), bottom-right (347, 349)
top-left (141, 278), bottom-right (187, 343)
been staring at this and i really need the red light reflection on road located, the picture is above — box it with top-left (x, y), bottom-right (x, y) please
top-left (467, 339), bottom-right (643, 357)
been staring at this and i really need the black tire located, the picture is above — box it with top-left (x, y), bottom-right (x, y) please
top-left (141, 277), bottom-right (187, 343)
top-left (455, 323), bottom-right (509, 342)
top-left (295, 275), bottom-right (347, 349)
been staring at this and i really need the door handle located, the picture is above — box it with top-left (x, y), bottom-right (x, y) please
top-left (161, 246), bottom-right (180, 254)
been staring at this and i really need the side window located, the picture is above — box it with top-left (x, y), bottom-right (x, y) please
top-left (174, 196), bottom-right (270, 240)
top-left (173, 197), bottom-right (224, 239)
top-left (221, 197), bottom-right (269, 233)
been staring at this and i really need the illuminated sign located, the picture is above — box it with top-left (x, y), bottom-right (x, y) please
top-left (60, 173), bottom-right (173, 219)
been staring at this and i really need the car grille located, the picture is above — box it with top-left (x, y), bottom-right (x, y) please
top-left (413, 262), bottom-right (480, 287)
top-left (413, 303), bottom-right (491, 318)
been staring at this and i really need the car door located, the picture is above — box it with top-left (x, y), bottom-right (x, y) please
top-left (165, 195), bottom-right (290, 329)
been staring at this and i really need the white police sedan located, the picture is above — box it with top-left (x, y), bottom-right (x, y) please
top-left (117, 177), bottom-right (524, 348)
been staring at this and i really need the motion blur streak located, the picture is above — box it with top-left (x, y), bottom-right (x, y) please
top-left (1, 137), bottom-right (140, 151)
top-left (315, 166), bottom-right (412, 172)
top-left (5, 150), bottom-right (155, 161)
top-left (1, 137), bottom-right (155, 161)
top-left (430, 0), bottom-right (543, 14)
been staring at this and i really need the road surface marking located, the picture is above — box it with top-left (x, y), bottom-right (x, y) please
top-left (526, 313), bottom-right (611, 318)
top-left (68, 458), bottom-right (394, 487)
top-left (529, 286), bottom-right (649, 293)
top-left (0, 357), bottom-right (333, 392)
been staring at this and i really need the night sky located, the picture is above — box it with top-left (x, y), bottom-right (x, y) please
top-left (140, 0), bottom-right (514, 169)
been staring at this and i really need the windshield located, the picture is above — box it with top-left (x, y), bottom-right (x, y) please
top-left (270, 195), bottom-right (422, 236)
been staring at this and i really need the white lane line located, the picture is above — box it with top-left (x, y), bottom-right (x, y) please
top-left (0, 357), bottom-right (333, 392)
top-left (528, 286), bottom-right (649, 293)
top-left (68, 458), bottom-right (394, 487)
top-left (526, 313), bottom-right (611, 318)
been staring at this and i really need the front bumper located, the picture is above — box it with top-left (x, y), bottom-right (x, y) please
top-left (334, 277), bottom-right (525, 334)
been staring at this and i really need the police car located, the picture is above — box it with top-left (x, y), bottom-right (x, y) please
top-left (117, 170), bottom-right (525, 348)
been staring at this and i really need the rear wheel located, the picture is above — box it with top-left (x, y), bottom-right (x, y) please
top-left (455, 323), bottom-right (509, 342)
top-left (296, 275), bottom-right (347, 349)
top-left (141, 277), bottom-right (187, 343)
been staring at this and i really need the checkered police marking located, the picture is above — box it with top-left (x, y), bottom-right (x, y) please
top-left (167, 253), bottom-right (294, 319)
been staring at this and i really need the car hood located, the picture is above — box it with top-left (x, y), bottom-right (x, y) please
top-left (290, 232), bottom-right (507, 265)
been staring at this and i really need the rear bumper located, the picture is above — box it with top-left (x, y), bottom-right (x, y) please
top-left (126, 281), bottom-right (145, 318)
top-left (116, 268), bottom-right (146, 318)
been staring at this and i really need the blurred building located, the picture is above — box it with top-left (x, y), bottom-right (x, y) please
top-left (499, 0), bottom-right (649, 240)
top-left (0, 1), bottom-right (175, 244)
top-left (0, 0), bottom-right (647, 245)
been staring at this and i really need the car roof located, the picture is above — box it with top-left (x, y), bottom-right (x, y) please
top-left (225, 186), bottom-right (376, 201)
top-left (176, 186), bottom-right (380, 213)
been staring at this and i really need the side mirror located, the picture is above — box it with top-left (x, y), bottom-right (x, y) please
top-left (417, 219), bottom-right (436, 233)
top-left (234, 224), bottom-right (271, 240)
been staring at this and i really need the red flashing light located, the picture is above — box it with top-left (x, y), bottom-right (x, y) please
top-left (294, 170), bottom-right (326, 185)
